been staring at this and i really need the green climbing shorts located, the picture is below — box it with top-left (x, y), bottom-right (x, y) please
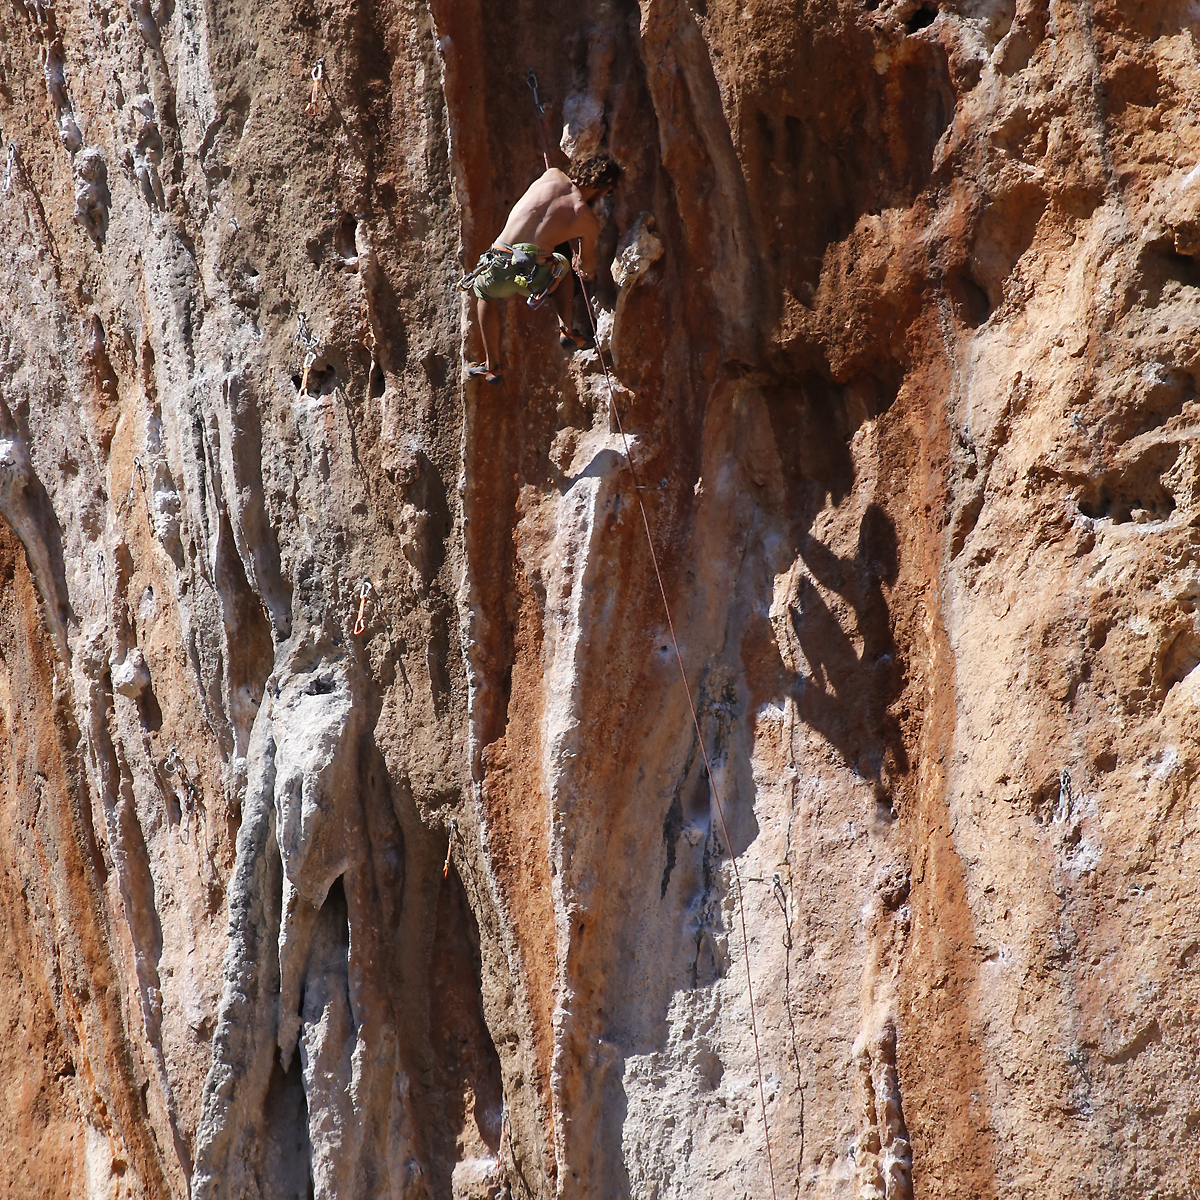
top-left (471, 242), bottom-right (568, 300)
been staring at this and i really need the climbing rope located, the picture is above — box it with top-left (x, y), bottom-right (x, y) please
top-left (575, 274), bottom-right (780, 1200)
top-left (516, 67), bottom-right (777, 1192)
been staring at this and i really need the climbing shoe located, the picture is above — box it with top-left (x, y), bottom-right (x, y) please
top-left (559, 328), bottom-right (594, 352)
top-left (467, 362), bottom-right (504, 385)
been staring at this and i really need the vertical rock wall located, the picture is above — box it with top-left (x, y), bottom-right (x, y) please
top-left (2, 0), bottom-right (1200, 1197)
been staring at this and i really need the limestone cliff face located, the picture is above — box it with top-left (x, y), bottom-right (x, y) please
top-left (2, 0), bottom-right (1200, 1197)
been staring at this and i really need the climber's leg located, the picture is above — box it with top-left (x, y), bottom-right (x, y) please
top-left (553, 269), bottom-right (591, 351)
top-left (477, 296), bottom-right (501, 373)
top-left (552, 266), bottom-right (574, 335)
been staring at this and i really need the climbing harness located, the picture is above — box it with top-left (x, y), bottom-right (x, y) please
top-left (306, 58), bottom-right (324, 117)
top-left (353, 579), bottom-right (372, 635)
top-left (576, 271), bottom-right (781, 1200)
top-left (442, 817), bottom-right (457, 879)
top-left (456, 242), bottom-right (567, 309)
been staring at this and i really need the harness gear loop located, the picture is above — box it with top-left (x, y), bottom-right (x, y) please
top-left (354, 579), bottom-right (372, 635)
top-left (306, 58), bottom-right (324, 117)
top-left (457, 247), bottom-right (500, 293)
top-left (574, 268), bottom-right (781, 1200)
top-left (442, 817), bottom-right (457, 879)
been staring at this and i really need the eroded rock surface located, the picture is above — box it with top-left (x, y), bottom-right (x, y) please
top-left (2, 0), bottom-right (1200, 1197)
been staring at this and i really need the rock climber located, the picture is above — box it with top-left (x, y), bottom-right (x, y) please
top-left (461, 154), bottom-right (622, 385)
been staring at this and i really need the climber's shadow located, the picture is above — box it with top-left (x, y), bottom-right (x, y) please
top-left (788, 503), bottom-right (907, 788)
top-left (762, 375), bottom-right (907, 790)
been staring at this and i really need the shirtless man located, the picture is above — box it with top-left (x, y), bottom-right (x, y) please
top-left (464, 155), bottom-right (621, 384)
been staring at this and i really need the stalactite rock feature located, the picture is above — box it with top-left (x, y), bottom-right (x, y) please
top-left (4, 0), bottom-right (1200, 1197)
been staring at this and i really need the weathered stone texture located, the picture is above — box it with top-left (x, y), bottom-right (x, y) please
top-left (2, 0), bottom-right (1200, 1197)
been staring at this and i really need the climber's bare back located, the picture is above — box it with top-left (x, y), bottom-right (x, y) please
top-left (496, 168), bottom-right (600, 255)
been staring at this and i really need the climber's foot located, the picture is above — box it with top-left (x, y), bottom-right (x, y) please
top-left (467, 362), bottom-right (504, 384)
top-left (558, 328), bottom-right (594, 352)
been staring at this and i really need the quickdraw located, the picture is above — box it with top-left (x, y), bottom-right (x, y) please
top-left (295, 311), bottom-right (320, 397)
top-left (525, 69), bottom-right (551, 170)
top-left (442, 817), bottom-right (457, 879)
top-left (163, 747), bottom-right (198, 844)
top-left (353, 579), bottom-right (372, 635)
top-left (299, 351), bottom-right (317, 397)
top-left (127, 454), bottom-right (147, 510)
top-left (4, 142), bottom-right (15, 193)
top-left (456, 247), bottom-right (503, 294)
top-left (364, 323), bottom-right (378, 378)
top-left (306, 58), bottom-right (324, 117)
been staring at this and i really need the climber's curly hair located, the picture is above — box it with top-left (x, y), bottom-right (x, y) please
top-left (567, 154), bottom-right (622, 192)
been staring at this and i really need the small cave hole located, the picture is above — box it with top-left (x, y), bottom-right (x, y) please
top-left (1078, 483), bottom-right (1176, 525)
top-left (906, 3), bottom-right (938, 32)
top-left (334, 214), bottom-right (358, 264)
top-left (1161, 630), bottom-right (1200, 693)
top-left (1077, 446), bottom-right (1179, 525)
top-left (138, 688), bottom-right (164, 732)
top-left (948, 272), bottom-right (992, 329)
top-left (661, 792), bottom-right (684, 898)
top-left (294, 364), bottom-right (339, 397)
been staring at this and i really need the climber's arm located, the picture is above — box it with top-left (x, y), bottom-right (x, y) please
top-left (569, 204), bottom-right (601, 280)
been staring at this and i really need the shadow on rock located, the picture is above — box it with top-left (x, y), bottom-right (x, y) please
top-left (788, 503), bottom-right (908, 788)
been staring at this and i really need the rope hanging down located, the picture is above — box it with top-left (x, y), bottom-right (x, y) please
top-left (517, 68), bottom-right (777, 1195)
top-left (575, 277), bottom-right (780, 1200)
